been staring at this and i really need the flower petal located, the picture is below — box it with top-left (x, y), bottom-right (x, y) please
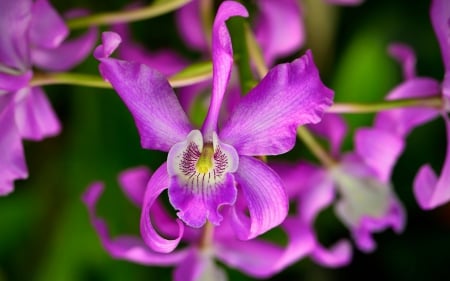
top-left (82, 182), bottom-right (188, 265)
top-left (31, 26), bottom-right (98, 71)
top-left (254, 0), bottom-right (304, 64)
top-left (220, 51), bottom-right (333, 156)
top-left (308, 113), bottom-right (347, 158)
top-left (414, 115), bottom-right (450, 209)
top-left (167, 130), bottom-right (239, 227)
top-left (374, 77), bottom-right (441, 137)
top-left (0, 96), bottom-right (28, 196)
top-left (201, 1), bottom-right (248, 136)
top-left (118, 166), bottom-right (152, 207)
top-left (355, 127), bottom-right (404, 183)
top-left (29, 0), bottom-right (68, 49)
top-left (140, 163), bottom-right (185, 253)
top-left (95, 32), bottom-right (193, 152)
top-left (431, 0), bottom-right (450, 72)
top-left (13, 87), bottom-right (60, 141)
top-left (0, 71), bottom-right (32, 92)
top-left (0, 0), bottom-right (31, 71)
top-left (175, 0), bottom-right (208, 53)
top-left (174, 249), bottom-right (226, 281)
top-left (388, 43), bottom-right (417, 80)
top-left (310, 240), bottom-right (353, 267)
top-left (231, 156), bottom-right (288, 240)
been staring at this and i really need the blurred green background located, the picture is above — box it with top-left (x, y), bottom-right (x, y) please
top-left (1, 0), bottom-right (449, 280)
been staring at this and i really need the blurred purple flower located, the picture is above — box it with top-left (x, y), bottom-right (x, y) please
top-left (83, 166), bottom-right (324, 280)
top-left (375, 0), bottom-right (450, 210)
top-left (0, 0), bottom-right (97, 195)
top-left (94, 0), bottom-right (333, 252)
top-left (274, 114), bottom-right (405, 253)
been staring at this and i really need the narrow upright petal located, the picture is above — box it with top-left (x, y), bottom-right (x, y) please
top-left (254, 0), bottom-right (304, 64)
top-left (220, 51), bottom-right (333, 156)
top-left (431, 0), bottom-right (450, 72)
top-left (231, 156), bottom-right (288, 240)
top-left (29, 0), bottom-right (68, 49)
top-left (167, 130), bottom-right (239, 227)
top-left (95, 32), bottom-right (193, 152)
top-left (414, 116), bottom-right (450, 209)
top-left (388, 43), bottom-right (417, 80)
top-left (118, 166), bottom-right (152, 207)
top-left (141, 163), bottom-right (185, 253)
top-left (0, 0), bottom-right (32, 71)
top-left (201, 1), bottom-right (248, 136)
top-left (0, 98), bottom-right (28, 195)
top-left (82, 182), bottom-right (189, 265)
top-left (13, 87), bottom-right (61, 141)
top-left (31, 26), bottom-right (98, 71)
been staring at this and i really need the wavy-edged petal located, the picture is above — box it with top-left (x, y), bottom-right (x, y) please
top-left (374, 77), bottom-right (441, 137)
top-left (414, 115), bottom-right (450, 209)
top-left (431, 0), bottom-right (450, 72)
top-left (355, 128), bottom-right (404, 183)
top-left (220, 51), bottom-right (333, 156)
top-left (29, 0), bottom-right (68, 49)
top-left (141, 163), bottom-right (185, 253)
top-left (0, 0), bottom-right (31, 71)
top-left (0, 97), bottom-right (28, 196)
top-left (82, 182), bottom-right (189, 265)
top-left (308, 113), bottom-right (347, 158)
top-left (254, 0), bottom-right (304, 65)
top-left (118, 166), bottom-right (152, 207)
top-left (201, 1), bottom-right (248, 136)
top-left (175, 0), bottom-right (208, 53)
top-left (13, 87), bottom-right (60, 141)
top-left (231, 156), bottom-right (288, 240)
top-left (95, 32), bottom-right (192, 152)
top-left (388, 43), bottom-right (417, 80)
top-left (32, 26), bottom-right (98, 71)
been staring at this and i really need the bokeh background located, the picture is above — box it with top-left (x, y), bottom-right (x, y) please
top-left (1, 0), bottom-right (449, 280)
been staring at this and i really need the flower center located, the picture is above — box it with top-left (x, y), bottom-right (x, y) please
top-left (196, 144), bottom-right (214, 174)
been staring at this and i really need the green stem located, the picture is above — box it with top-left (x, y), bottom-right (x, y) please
top-left (297, 126), bottom-right (336, 168)
top-left (244, 23), bottom-right (268, 79)
top-left (67, 0), bottom-right (191, 29)
top-left (329, 96), bottom-right (443, 113)
top-left (30, 73), bottom-right (111, 89)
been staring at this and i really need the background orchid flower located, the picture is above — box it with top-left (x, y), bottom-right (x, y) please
top-left (374, 0), bottom-right (450, 210)
top-left (274, 114), bottom-right (405, 253)
top-left (0, 0), bottom-right (97, 195)
top-left (94, 0), bottom-right (333, 253)
top-left (84, 166), bottom-right (332, 281)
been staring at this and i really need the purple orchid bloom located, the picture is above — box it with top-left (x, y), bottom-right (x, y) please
top-left (83, 166), bottom-right (329, 280)
top-left (94, 0), bottom-right (333, 252)
top-left (0, 0), bottom-right (97, 195)
top-left (274, 114), bottom-right (405, 253)
top-left (374, 0), bottom-right (450, 210)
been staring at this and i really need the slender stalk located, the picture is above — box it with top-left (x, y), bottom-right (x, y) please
top-left (329, 96), bottom-right (443, 113)
top-left (244, 23), bottom-right (268, 79)
top-left (200, 0), bottom-right (213, 49)
top-left (199, 222), bottom-right (215, 250)
top-left (67, 0), bottom-right (191, 29)
top-left (297, 126), bottom-right (336, 168)
top-left (30, 73), bottom-right (111, 89)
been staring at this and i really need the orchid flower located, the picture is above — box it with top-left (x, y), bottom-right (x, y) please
top-left (0, 0), bottom-right (98, 195)
top-left (83, 165), bottom-right (326, 280)
top-left (374, 0), bottom-right (450, 210)
top-left (274, 114), bottom-right (405, 253)
top-left (94, 0), bottom-right (333, 253)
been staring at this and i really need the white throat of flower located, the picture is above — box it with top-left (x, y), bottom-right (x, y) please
top-left (330, 165), bottom-right (390, 227)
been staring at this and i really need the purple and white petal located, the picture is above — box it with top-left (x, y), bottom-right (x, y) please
top-left (174, 249), bottom-right (226, 281)
top-left (388, 43), bottom-right (417, 80)
top-left (13, 87), bottom-right (60, 141)
top-left (220, 51), bottom-right (333, 156)
top-left (140, 163), bottom-right (185, 253)
top-left (118, 166), bottom-right (152, 207)
top-left (414, 115), bottom-right (450, 209)
top-left (374, 77), bottom-right (441, 137)
top-left (95, 32), bottom-right (193, 152)
top-left (82, 182), bottom-right (189, 265)
top-left (0, 0), bottom-right (32, 71)
top-left (355, 128), bottom-right (404, 183)
top-left (29, 0), bottom-right (68, 49)
top-left (0, 97), bottom-right (28, 196)
top-left (168, 130), bottom-right (239, 227)
top-left (231, 156), bottom-right (288, 240)
top-left (254, 0), bottom-right (304, 65)
top-left (175, 0), bottom-right (208, 53)
top-left (201, 1), bottom-right (248, 136)
top-left (31, 26), bottom-right (98, 71)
